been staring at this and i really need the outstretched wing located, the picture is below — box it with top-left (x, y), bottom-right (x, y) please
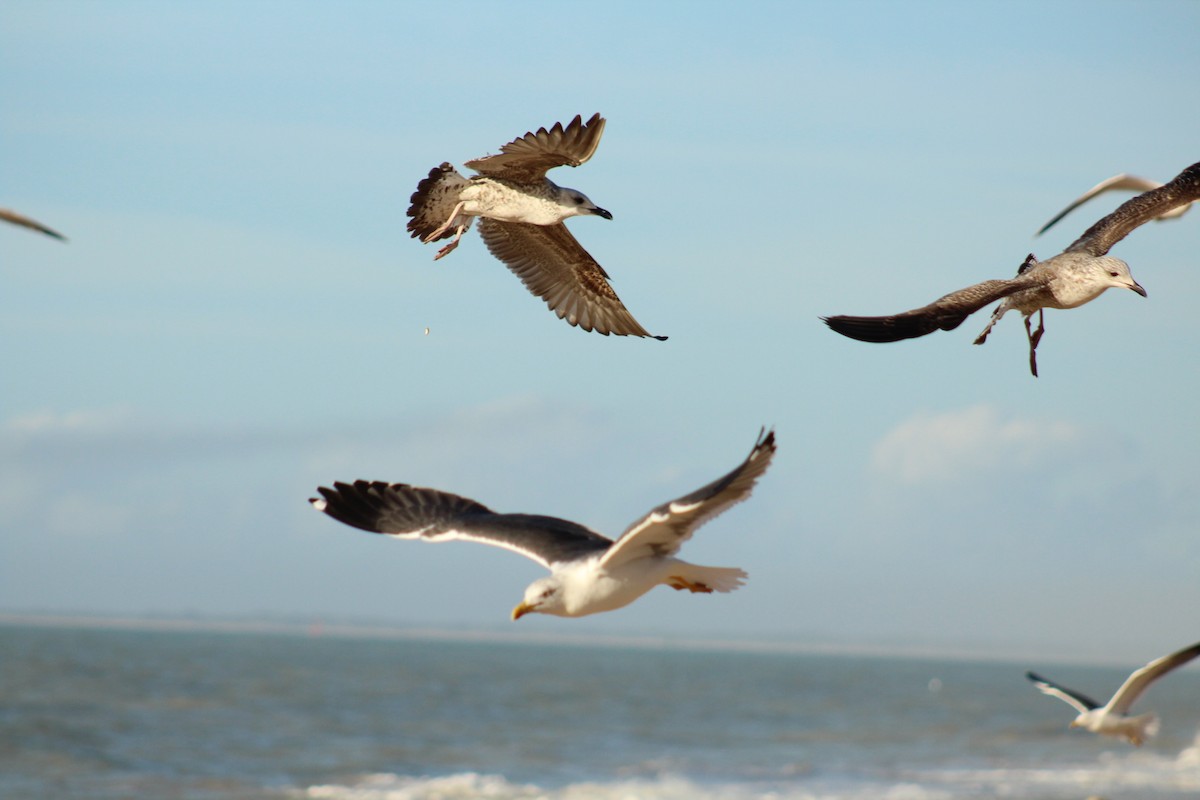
top-left (1036, 174), bottom-right (1168, 237)
top-left (1066, 161), bottom-right (1200, 257)
top-left (465, 113), bottom-right (606, 183)
top-left (0, 208), bottom-right (66, 240)
top-left (477, 218), bottom-right (666, 339)
top-left (1108, 640), bottom-right (1200, 715)
top-left (310, 480), bottom-right (612, 569)
top-left (1026, 671), bottom-right (1100, 714)
top-left (599, 429), bottom-right (777, 569)
top-left (823, 272), bottom-right (1048, 343)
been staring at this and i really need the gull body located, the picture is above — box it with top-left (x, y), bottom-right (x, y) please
top-left (824, 160), bottom-right (1200, 376)
top-left (406, 113), bottom-right (663, 338)
top-left (1027, 640), bottom-right (1200, 746)
top-left (310, 429), bottom-right (775, 620)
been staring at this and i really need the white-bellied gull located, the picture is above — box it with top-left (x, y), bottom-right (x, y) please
top-left (1037, 173), bottom-right (1193, 236)
top-left (407, 113), bottom-right (665, 339)
top-left (1, 208), bottom-right (65, 240)
top-left (309, 429), bottom-right (775, 620)
top-left (1026, 640), bottom-right (1200, 746)
top-left (822, 160), bottom-right (1200, 376)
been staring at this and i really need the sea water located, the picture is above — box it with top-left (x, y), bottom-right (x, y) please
top-left (2, 622), bottom-right (1198, 799)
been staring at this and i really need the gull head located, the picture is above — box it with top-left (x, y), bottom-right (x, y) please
top-left (512, 576), bottom-right (566, 620)
top-left (1097, 256), bottom-right (1147, 297)
top-left (556, 186), bottom-right (612, 220)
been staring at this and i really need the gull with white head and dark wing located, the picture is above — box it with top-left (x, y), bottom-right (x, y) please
top-left (1026, 640), bottom-right (1200, 746)
top-left (1036, 172), bottom-right (1193, 237)
top-left (823, 160), bottom-right (1200, 376)
top-left (407, 113), bottom-right (664, 339)
top-left (309, 429), bottom-right (775, 619)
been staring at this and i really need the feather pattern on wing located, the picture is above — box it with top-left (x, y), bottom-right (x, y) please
top-left (1026, 671), bottom-right (1101, 714)
top-left (599, 429), bottom-right (777, 570)
top-left (310, 480), bottom-right (612, 569)
top-left (465, 113), bottom-right (606, 183)
top-left (477, 218), bottom-right (665, 338)
top-left (1107, 641), bottom-right (1200, 715)
top-left (1067, 161), bottom-right (1200, 256)
top-left (823, 273), bottom-right (1048, 343)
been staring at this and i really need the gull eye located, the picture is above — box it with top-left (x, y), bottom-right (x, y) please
top-left (1109, 271), bottom-right (1119, 277)
top-left (574, 197), bottom-right (585, 205)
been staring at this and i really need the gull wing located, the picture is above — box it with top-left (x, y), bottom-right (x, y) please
top-left (311, 480), bottom-right (612, 569)
top-left (1036, 174), bottom-right (1169, 237)
top-left (1107, 640), bottom-right (1200, 715)
top-left (477, 218), bottom-right (666, 339)
top-left (465, 113), bottom-right (606, 184)
top-left (1026, 671), bottom-right (1100, 714)
top-left (0, 208), bottom-right (66, 240)
top-left (822, 271), bottom-right (1048, 343)
top-left (599, 429), bottom-right (776, 570)
top-left (1066, 161), bottom-right (1200, 257)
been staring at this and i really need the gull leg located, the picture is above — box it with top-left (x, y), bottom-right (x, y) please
top-left (973, 305), bottom-right (1003, 345)
top-left (422, 201), bottom-right (466, 243)
top-left (667, 577), bottom-right (714, 594)
top-left (432, 225), bottom-right (467, 261)
top-left (1024, 310), bottom-right (1045, 377)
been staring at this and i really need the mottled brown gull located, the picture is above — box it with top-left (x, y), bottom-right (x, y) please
top-left (309, 429), bottom-right (775, 620)
top-left (823, 160), bottom-right (1200, 376)
top-left (407, 113), bottom-right (665, 339)
top-left (1037, 173), bottom-right (1193, 237)
top-left (1027, 640), bottom-right (1200, 746)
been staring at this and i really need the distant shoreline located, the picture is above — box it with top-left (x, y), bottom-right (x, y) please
top-left (0, 610), bottom-right (1115, 667)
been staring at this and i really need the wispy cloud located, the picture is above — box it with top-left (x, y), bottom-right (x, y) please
top-left (870, 404), bottom-right (1081, 486)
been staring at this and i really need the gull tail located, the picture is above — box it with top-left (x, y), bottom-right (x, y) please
top-left (406, 162), bottom-right (472, 244)
top-left (1123, 712), bottom-right (1160, 747)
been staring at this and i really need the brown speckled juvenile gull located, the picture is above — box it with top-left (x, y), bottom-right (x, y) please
top-left (1027, 640), bottom-right (1200, 746)
top-left (309, 429), bottom-right (775, 620)
top-left (823, 160), bottom-right (1200, 376)
top-left (1037, 173), bottom-right (1193, 236)
top-left (0, 208), bottom-right (65, 240)
top-left (407, 113), bottom-right (664, 339)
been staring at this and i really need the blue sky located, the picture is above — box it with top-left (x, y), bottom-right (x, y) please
top-left (2, 1), bottom-right (1198, 665)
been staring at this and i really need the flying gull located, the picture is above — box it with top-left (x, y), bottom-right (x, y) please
top-left (822, 160), bottom-right (1200, 376)
top-left (407, 113), bottom-right (665, 339)
top-left (0, 208), bottom-right (66, 240)
top-left (309, 429), bottom-right (775, 620)
top-left (1037, 173), bottom-right (1193, 237)
top-left (1026, 640), bottom-right (1200, 746)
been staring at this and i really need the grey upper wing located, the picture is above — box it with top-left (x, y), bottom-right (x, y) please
top-left (1026, 671), bottom-right (1100, 714)
top-left (464, 113), bottom-right (606, 183)
top-left (310, 480), bottom-right (613, 569)
top-left (0, 208), bottom-right (66, 240)
top-left (822, 272), bottom-right (1048, 343)
top-left (599, 429), bottom-right (776, 570)
top-left (477, 218), bottom-right (666, 339)
top-left (1107, 640), bottom-right (1200, 715)
top-left (1066, 161), bottom-right (1200, 256)
top-left (1036, 174), bottom-right (1164, 237)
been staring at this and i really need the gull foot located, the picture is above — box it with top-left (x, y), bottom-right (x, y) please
top-left (668, 577), bottom-right (713, 594)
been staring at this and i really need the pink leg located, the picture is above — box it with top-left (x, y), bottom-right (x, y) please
top-left (422, 201), bottom-right (466, 243)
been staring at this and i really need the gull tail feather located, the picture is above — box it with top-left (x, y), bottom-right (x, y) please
top-left (406, 163), bottom-right (472, 243)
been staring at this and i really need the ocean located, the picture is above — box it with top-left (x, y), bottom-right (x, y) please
top-left (2, 621), bottom-right (1198, 799)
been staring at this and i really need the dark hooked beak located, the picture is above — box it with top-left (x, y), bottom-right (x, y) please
top-left (1130, 281), bottom-right (1147, 297)
top-left (591, 206), bottom-right (613, 220)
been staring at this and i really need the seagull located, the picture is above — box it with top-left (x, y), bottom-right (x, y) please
top-left (1037, 173), bottom-right (1193, 237)
top-left (1026, 641), bottom-right (1200, 746)
top-left (822, 160), bottom-right (1200, 376)
top-left (309, 429), bottom-right (775, 620)
top-left (406, 113), bottom-right (665, 339)
top-left (0, 208), bottom-right (66, 240)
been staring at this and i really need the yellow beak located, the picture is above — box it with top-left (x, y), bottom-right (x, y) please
top-left (511, 602), bottom-right (534, 621)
